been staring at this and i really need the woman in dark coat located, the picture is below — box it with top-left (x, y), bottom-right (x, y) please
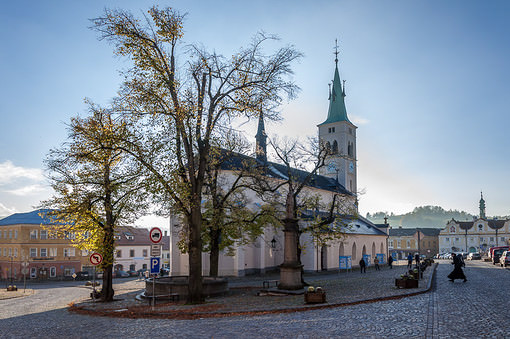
top-left (448, 253), bottom-right (467, 282)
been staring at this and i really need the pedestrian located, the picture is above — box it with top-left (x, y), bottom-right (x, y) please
top-left (388, 255), bottom-right (393, 269)
top-left (415, 253), bottom-right (420, 266)
top-left (374, 257), bottom-right (380, 271)
top-left (407, 253), bottom-right (413, 269)
top-left (359, 258), bottom-right (366, 273)
top-left (447, 253), bottom-right (467, 282)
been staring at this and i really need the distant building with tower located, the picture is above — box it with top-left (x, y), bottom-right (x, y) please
top-left (438, 193), bottom-right (510, 254)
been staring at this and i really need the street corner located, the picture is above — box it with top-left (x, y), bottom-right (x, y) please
top-left (0, 288), bottom-right (35, 300)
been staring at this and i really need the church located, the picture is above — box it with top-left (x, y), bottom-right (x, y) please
top-left (168, 50), bottom-right (388, 276)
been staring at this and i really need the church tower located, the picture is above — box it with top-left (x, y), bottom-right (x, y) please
top-left (318, 42), bottom-right (357, 194)
top-left (255, 110), bottom-right (267, 163)
top-left (479, 192), bottom-right (486, 219)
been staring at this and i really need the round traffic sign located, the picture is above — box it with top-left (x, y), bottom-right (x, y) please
top-left (21, 268), bottom-right (29, 275)
top-left (89, 252), bottom-right (103, 266)
top-left (149, 227), bottom-right (163, 244)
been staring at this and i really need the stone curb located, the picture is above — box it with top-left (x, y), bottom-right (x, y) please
top-left (70, 263), bottom-right (438, 319)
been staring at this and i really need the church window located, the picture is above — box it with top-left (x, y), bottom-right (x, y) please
top-left (326, 141), bottom-right (331, 151)
top-left (347, 142), bottom-right (353, 157)
top-left (328, 127), bottom-right (336, 133)
top-left (478, 224), bottom-right (483, 231)
top-left (332, 140), bottom-right (338, 154)
top-left (450, 226), bottom-right (455, 233)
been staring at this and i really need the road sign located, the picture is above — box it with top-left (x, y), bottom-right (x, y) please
top-left (89, 252), bottom-right (103, 266)
top-left (149, 227), bottom-right (163, 244)
top-left (150, 244), bottom-right (161, 257)
top-left (21, 262), bottom-right (29, 268)
top-left (150, 257), bottom-right (161, 274)
top-left (21, 268), bottom-right (28, 275)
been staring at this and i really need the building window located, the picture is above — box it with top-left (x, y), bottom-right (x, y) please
top-left (445, 237), bottom-right (450, 242)
top-left (480, 237), bottom-right (484, 242)
top-left (130, 264), bottom-right (136, 271)
top-left (14, 230), bottom-right (17, 239)
top-left (40, 230), bottom-right (48, 240)
top-left (64, 248), bottom-right (75, 257)
top-left (30, 267), bottom-right (37, 278)
top-left (406, 240), bottom-right (411, 248)
top-left (397, 240), bottom-right (401, 248)
top-left (450, 226), bottom-right (455, 233)
top-left (3, 248), bottom-right (6, 256)
top-left (8, 230), bottom-right (12, 238)
top-left (40, 248), bottom-right (47, 257)
top-left (64, 268), bottom-right (75, 276)
top-left (81, 250), bottom-right (89, 256)
top-left (30, 230), bottom-right (38, 239)
top-left (8, 248), bottom-right (12, 257)
top-left (116, 250), bottom-right (122, 258)
top-left (501, 237), bottom-right (505, 242)
top-left (49, 248), bottom-right (57, 257)
top-left (389, 240), bottom-right (394, 248)
top-left (142, 249), bottom-right (148, 257)
top-left (50, 267), bottom-right (56, 278)
top-left (129, 249), bottom-right (135, 257)
top-left (142, 264), bottom-right (147, 270)
top-left (478, 224), bottom-right (483, 231)
top-left (30, 248), bottom-right (37, 257)
top-left (455, 238), bottom-right (459, 242)
top-left (14, 248), bottom-right (18, 257)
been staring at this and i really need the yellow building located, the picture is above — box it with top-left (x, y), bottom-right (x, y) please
top-left (0, 209), bottom-right (89, 280)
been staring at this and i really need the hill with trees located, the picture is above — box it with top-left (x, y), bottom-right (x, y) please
top-left (366, 206), bottom-right (476, 228)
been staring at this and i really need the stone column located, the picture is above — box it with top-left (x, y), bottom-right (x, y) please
top-left (278, 218), bottom-right (303, 290)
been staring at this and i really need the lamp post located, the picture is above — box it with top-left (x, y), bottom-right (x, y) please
top-left (9, 256), bottom-right (13, 287)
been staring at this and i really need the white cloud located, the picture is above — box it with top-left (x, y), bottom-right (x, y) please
top-left (0, 161), bottom-right (44, 184)
top-left (5, 184), bottom-right (48, 196)
top-left (0, 202), bottom-right (17, 217)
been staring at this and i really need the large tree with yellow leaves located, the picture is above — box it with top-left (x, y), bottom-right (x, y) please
top-left (41, 102), bottom-right (148, 302)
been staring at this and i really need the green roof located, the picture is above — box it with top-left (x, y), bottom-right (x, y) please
top-left (319, 63), bottom-right (351, 125)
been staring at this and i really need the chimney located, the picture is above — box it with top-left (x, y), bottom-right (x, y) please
top-left (164, 230), bottom-right (168, 236)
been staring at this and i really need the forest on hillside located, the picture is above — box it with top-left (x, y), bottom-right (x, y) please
top-left (366, 206), bottom-right (477, 228)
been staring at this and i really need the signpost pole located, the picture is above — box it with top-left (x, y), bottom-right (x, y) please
top-left (93, 266), bottom-right (96, 302)
top-left (152, 274), bottom-right (155, 311)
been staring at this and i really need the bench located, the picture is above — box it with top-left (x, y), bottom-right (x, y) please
top-left (263, 280), bottom-right (279, 289)
top-left (151, 293), bottom-right (180, 302)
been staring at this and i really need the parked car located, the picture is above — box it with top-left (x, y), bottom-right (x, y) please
top-left (114, 270), bottom-right (130, 278)
top-left (499, 251), bottom-right (510, 267)
top-left (492, 248), bottom-right (508, 265)
top-left (75, 271), bottom-right (90, 280)
top-left (467, 252), bottom-right (481, 260)
top-left (126, 270), bottom-right (138, 277)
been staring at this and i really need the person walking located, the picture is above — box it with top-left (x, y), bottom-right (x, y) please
top-left (448, 253), bottom-right (467, 282)
top-left (407, 253), bottom-right (413, 269)
top-left (374, 257), bottom-right (380, 271)
top-left (388, 255), bottom-right (393, 269)
top-left (359, 258), bottom-right (366, 273)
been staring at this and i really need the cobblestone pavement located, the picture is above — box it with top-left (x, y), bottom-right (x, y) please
top-left (0, 260), bottom-right (509, 338)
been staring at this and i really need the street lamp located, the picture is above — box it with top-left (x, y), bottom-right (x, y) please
top-left (270, 237), bottom-right (276, 249)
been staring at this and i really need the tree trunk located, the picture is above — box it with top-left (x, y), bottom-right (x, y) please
top-left (187, 208), bottom-right (204, 303)
top-left (209, 227), bottom-right (220, 277)
top-left (101, 265), bottom-right (115, 302)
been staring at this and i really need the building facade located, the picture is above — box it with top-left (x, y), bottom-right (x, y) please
top-left (388, 227), bottom-right (440, 259)
top-left (438, 194), bottom-right (510, 254)
top-left (0, 210), bottom-right (89, 280)
top-left (113, 226), bottom-right (152, 273)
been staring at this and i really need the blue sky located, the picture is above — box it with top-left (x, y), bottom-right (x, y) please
top-left (1, 0), bottom-right (510, 226)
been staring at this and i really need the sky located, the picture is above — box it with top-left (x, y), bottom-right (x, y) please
top-left (1, 0), bottom-right (510, 228)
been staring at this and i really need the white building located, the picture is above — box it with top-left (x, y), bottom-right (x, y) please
top-left (113, 226), bottom-right (152, 272)
top-left (168, 51), bottom-right (388, 276)
top-left (439, 194), bottom-right (510, 254)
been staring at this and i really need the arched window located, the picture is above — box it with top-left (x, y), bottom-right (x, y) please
top-left (450, 226), bottom-right (456, 233)
top-left (326, 141), bottom-right (331, 152)
top-left (348, 142), bottom-right (353, 157)
top-left (371, 242), bottom-right (376, 256)
top-left (352, 243), bottom-right (357, 261)
top-left (380, 243), bottom-right (384, 253)
top-left (332, 140), bottom-right (338, 154)
top-left (339, 243), bottom-right (344, 256)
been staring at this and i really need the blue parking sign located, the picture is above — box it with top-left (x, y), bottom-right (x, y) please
top-left (150, 257), bottom-right (160, 274)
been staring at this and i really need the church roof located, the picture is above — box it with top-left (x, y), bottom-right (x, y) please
top-left (218, 149), bottom-right (353, 196)
top-left (318, 63), bottom-right (351, 126)
top-left (299, 211), bottom-right (387, 236)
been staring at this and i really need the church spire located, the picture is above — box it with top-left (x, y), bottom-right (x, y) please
top-left (319, 39), bottom-right (351, 126)
top-left (255, 109), bottom-right (267, 163)
top-left (479, 191), bottom-right (486, 219)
